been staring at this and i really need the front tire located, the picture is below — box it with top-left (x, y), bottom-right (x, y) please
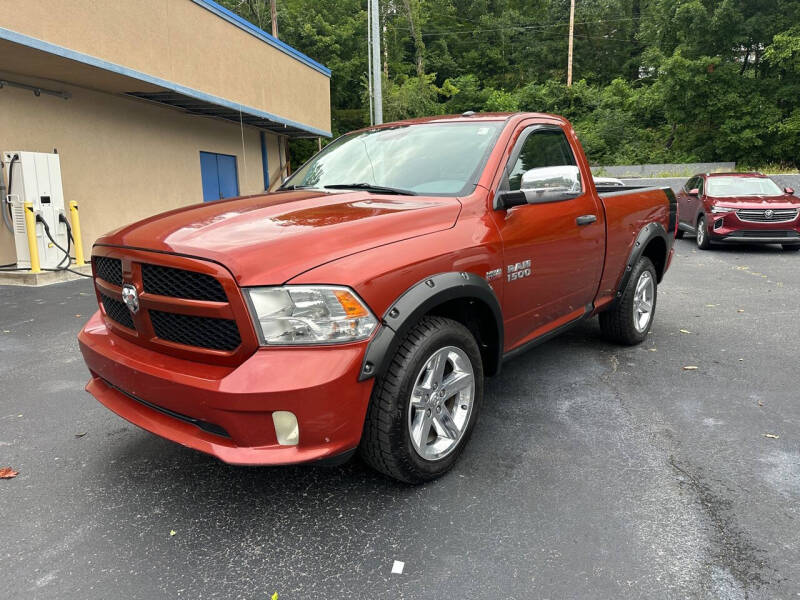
top-left (599, 256), bottom-right (658, 345)
top-left (360, 316), bottom-right (483, 484)
top-left (696, 215), bottom-right (711, 250)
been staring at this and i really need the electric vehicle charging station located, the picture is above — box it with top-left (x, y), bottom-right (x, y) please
top-left (3, 151), bottom-right (70, 270)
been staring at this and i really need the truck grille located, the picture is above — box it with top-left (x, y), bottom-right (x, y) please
top-left (736, 208), bottom-right (798, 223)
top-left (99, 293), bottom-right (134, 329)
top-left (142, 264), bottom-right (227, 302)
top-left (94, 256), bottom-right (123, 286)
top-left (150, 310), bottom-right (241, 351)
top-left (91, 249), bottom-right (257, 364)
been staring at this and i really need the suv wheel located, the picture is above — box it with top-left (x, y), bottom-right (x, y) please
top-left (360, 316), bottom-right (483, 483)
top-left (599, 256), bottom-right (658, 345)
top-left (696, 215), bottom-right (711, 250)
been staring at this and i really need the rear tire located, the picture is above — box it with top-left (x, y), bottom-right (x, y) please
top-left (696, 215), bottom-right (711, 250)
top-left (599, 256), bottom-right (658, 345)
top-left (360, 316), bottom-right (483, 484)
top-left (782, 244), bottom-right (800, 252)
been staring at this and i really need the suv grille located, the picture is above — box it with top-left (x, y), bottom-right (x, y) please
top-left (736, 230), bottom-right (798, 238)
top-left (94, 256), bottom-right (123, 286)
top-left (150, 310), bottom-right (241, 351)
top-left (99, 293), bottom-right (134, 329)
top-left (142, 264), bottom-right (227, 302)
top-left (736, 208), bottom-right (798, 223)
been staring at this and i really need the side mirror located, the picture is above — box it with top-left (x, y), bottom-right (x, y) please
top-left (496, 165), bottom-right (582, 210)
top-left (785, 187), bottom-right (794, 195)
top-left (688, 188), bottom-right (699, 196)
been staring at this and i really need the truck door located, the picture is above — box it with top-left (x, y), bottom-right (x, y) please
top-left (492, 124), bottom-right (606, 349)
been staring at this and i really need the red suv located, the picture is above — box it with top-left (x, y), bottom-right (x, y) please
top-left (676, 172), bottom-right (800, 250)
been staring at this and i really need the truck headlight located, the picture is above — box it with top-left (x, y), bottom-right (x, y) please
top-left (710, 205), bottom-right (734, 213)
top-left (245, 286), bottom-right (378, 345)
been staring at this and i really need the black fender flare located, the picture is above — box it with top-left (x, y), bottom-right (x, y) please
top-left (359, 271), bottom-right (504, 381)
top-left (613, 222), bottom-right (671, 303)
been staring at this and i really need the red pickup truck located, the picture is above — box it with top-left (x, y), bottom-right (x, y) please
top-left (79, 113), bottom-right (676, 483)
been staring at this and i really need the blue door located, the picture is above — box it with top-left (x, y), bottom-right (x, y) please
top-left (200, 151), bottom-right (239, 202)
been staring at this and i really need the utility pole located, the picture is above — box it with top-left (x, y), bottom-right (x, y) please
top-left (367, 0), bottom-right (374, 125)
top-left (567, 0), bottom-right (575, 87)
top-left (270, 0), bottom-right (278, 38)
top-left (370, 0), bottom-right (383, 124)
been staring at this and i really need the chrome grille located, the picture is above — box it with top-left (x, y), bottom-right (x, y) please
top-left (736, 208), bottom-right (798, 223)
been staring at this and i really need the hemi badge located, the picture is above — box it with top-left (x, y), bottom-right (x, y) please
top-left (486, 268), bottom-right (503, 281)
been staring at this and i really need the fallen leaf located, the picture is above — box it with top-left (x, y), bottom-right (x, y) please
top-left (0, 467), bottom-right (19, 479)
top-left (705, 304), bottom-right (718, 307)
top-left (74, 314), bottom-right (82, 318)
top-left (75, 432), bottom-right (87, 438)
top-left (757, 400), bottom-right (764, 407)
top-left (738, 358), bottom-right (744, 362)
top-left (737, 309), bottom-right (745, 313)
top-left (169, 530), bottom-right (177, 537)
top-left (271, 594), bottom-right (279, 600)
top-left (764, 433), bottom-right (779, 439)
top-left (682, 366), bottom-right (699, 371)
top-left (649, 348), bottom-right (657, 352)
top-left (679, 329), bottom-right (692, 334)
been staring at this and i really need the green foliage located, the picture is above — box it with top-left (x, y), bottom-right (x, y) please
top-left (221, 0), bottom-right (800, 168)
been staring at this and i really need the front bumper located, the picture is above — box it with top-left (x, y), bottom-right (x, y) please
top-left (78, 311), bottom-right (374, 465)
top-left (707, 214), bottom-right (800, 244)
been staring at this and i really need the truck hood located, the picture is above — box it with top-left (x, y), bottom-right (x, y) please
top-left (96, 190), bottom-right (461, 285)
top-left (710, 194), bottom-right (800, 209)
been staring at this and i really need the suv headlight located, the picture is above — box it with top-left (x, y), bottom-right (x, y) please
top-left (245, 286), bottom-right (378, 345)
top-left (710, 205), bottom-right (734, 213)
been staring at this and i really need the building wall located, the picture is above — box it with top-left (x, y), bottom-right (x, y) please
top-left (1, 0), bottom-right (331, 134)
top-left (0, 75), bottom-right (285, 264)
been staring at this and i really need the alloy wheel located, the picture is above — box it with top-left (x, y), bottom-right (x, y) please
top-left (407, 346), bottom-right (475, 461)
top-left (633, 270), bottom-right (654, 333)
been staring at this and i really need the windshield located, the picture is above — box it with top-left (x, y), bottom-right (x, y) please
top-left (283, 121), bottom-right (504, 196)
top-left (706, 176), bottom-right (783, 197)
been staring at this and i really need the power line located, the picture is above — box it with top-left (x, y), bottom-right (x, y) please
top-left (410, 16), bottom-right (643, 38)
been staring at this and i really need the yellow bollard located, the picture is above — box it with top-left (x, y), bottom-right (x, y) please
top-left (23, 202), bottom-right (41, 274)
top-left (68, 201), bottom-right (84, 266)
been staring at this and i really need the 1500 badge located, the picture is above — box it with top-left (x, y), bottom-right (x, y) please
top-left (507, 259), bottom-right (531, 281)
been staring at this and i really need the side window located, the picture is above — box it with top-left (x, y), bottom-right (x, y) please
top-left (697, 177), bottom-right (704, 195)
top-left (506, 129), bottom-right (579, 192)
top-left (684, 177), bottom-right (697, 192)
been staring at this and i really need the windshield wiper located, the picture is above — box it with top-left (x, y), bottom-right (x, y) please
top-left (279, 184), bottom-right (318, 191)
top-left (323, 183), bottom-right (417, 196)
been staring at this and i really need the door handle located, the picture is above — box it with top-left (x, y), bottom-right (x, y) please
top-left (576, 214), bottom-right (597, 226)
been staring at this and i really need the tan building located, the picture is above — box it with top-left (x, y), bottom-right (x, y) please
top-left (0, 0), bottom-right (331, 266)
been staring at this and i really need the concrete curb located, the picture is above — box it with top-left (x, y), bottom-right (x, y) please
top-left (0, 264), bottom-right (92, 287)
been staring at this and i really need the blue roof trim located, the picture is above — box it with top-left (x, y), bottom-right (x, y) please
top-left (0, 27), bottom-right (332, 138)
top-left (191, 0), bottom-right (331, 78)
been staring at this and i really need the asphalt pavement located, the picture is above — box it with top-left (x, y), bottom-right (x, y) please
top-left (1, 238), bottom-right (799, 599)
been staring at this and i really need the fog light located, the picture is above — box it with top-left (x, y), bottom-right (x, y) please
top-left (272, 411), bottom-right (299, 445)
top-left (714, 218), bottom-right (723, 230)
